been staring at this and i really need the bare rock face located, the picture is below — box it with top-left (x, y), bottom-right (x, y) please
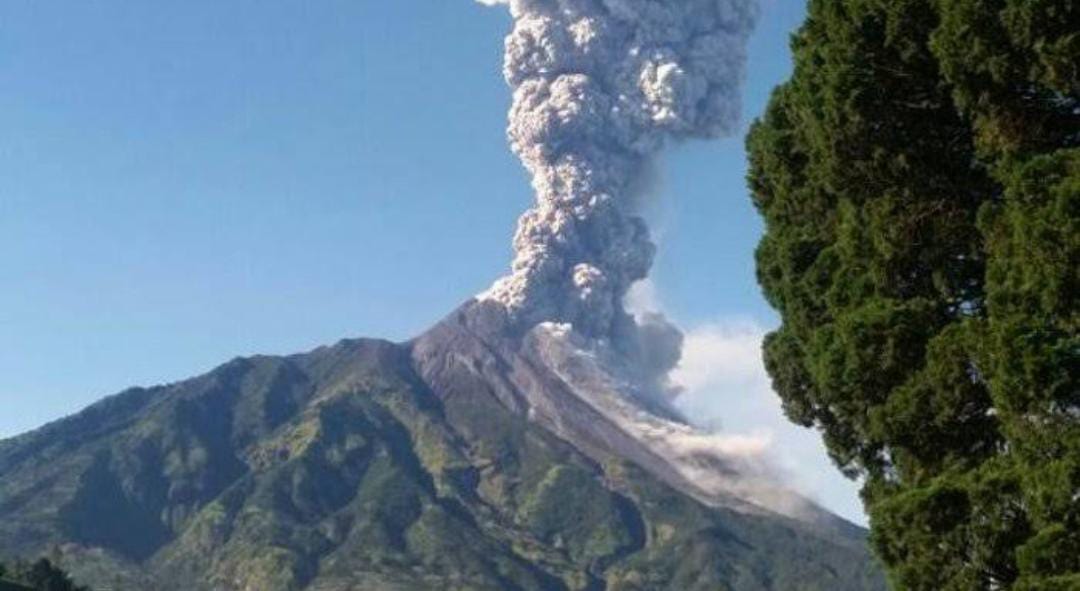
top-left (412, 300), bottom-right (856, 529)
top-left (0, 302), bottom-right (883, 590)
top-left (412, 300), bottom-right (704, 505)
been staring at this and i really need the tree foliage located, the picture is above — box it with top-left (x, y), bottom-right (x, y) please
top-left (748, 0), bottom-right (1078, 588)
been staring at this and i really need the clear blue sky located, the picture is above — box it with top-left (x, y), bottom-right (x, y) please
top-left (0, 1), bottom-right (862, 520)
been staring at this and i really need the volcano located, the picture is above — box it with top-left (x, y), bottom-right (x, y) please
top-left (1, 2), bottom-right (890, 587)
top-left (0, 300), bottom-right (884, 590)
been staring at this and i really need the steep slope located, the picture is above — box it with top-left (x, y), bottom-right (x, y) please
top-left (0, 302), bottom-right (884, 590)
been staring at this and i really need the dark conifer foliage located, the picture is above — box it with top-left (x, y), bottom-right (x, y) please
top-left (748, 0), bottom-right (1078, 588)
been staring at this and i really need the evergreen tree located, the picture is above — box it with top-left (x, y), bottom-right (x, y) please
top-left (748, 0), bottom-right (1078, 588)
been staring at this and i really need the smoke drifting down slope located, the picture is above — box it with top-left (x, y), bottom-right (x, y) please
top-left (463, 0), bottom-right (833, 521)
top-left (479, 0), bottom-right (759, 368)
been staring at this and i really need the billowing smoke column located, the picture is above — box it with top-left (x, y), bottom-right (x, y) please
top-left (468, 2), bottom-right (820, 519)
top-left (480, 0), bottom-right (757, 370)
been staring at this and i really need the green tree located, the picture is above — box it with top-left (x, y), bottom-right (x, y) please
top-left (747, 0), bottom-right (1078, 588)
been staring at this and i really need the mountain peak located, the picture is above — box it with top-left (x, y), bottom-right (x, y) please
top-left (0, 302), bottom-right (884, 590)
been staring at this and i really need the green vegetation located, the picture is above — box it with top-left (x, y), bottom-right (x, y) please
top-left (0, 336), bottom-right (883, 590)
top-left (748, 0), bottom-right (1078, 588)
top-left (0, 559), bottom-right (89, 591)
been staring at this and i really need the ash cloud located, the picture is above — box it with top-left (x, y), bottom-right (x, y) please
top-left (477, 0), bottom-right (759, 375)
top-left (672, 319), bottom-right (868, 523)
top-left (462, 2), bottom-right (851, 520)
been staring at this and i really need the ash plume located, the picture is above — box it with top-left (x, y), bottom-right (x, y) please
top-left (478, 0), bottom-right (758, 372)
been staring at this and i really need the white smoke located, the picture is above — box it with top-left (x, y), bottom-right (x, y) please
top-left (619, 280), bottom-right (867, 522)
top-left (477, 0), bottom-right (759, 367)
top-left (672, 320), bottom-right (869, 524)
top-left (528, 321), bottom-right (823, 520)
top-left (465, 1), bottom-right (860, 523)
top-left (467, 0), bottom-right (839, 520)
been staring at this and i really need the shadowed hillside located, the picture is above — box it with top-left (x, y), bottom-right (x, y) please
top-left (0, 303), bottom-right (884, 591)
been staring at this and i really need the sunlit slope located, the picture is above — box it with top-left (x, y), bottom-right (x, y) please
top-left (0, 304), bottom-right (883, 591)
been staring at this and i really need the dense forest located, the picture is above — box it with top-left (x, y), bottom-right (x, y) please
top-left (748, 0), bottom-right (1078, 589)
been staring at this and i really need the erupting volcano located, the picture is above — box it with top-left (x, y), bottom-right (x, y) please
top-left (0, 2), bottom-right (886, 589)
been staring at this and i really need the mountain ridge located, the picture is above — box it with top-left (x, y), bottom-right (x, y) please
top-left (0, 301), bottom-right (884, 590)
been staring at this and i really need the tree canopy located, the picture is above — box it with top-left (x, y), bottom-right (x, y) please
top-left (747, 0), bottom-right (1078, 588)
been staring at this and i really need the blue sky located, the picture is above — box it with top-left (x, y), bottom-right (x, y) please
top-left (0, 0), bottom-right (865, 523)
